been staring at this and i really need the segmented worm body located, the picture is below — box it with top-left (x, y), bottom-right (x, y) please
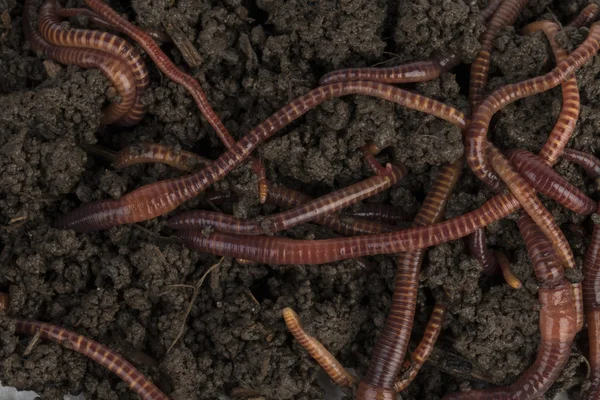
top-left (566, 3), bottom-right (599, 28)
top-left (495, 251), bottom-right (523, 289)
top-left (395, 302), bottom-right (447, 392)
top-left (344, 203), bottom-right (406, 225)
top-left (113, 143), bottom-right (212, 172)
top-left (357, 160), bottom-right (461, 399)
top-left (467, 23), bottom-right (600, 191)
top-left (282, 308), bottom-right (356, 387)
top-left (562, 148), bottom-right (600, 178)
top-left (38, 0), bottom-right (148, 126)
top-left (583, 204), bottom-right (600, 397)
top-left (488, 146), bottom-right (574, 269)
top-left (571, 282), bottom-right (584, 332)
top-left (469, 0), bottom-right (529, 108)
top-left (507, 149), bottom-right (596, 215)
top-left (468, 228), bottom-right (498, 276)
top-left (53, 81), bottom-right (467, 232)
top-left (480, 0), bottom-right (504, 22)
top-left (169, 160), bottom-right (407, 235)
top-left (23, 0), bottom-right (137, 125)
top-left (445, 216), bottom-right (576, 399)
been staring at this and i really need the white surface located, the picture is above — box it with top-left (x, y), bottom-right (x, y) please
top-left (0, 385), bottom-right (84, 400)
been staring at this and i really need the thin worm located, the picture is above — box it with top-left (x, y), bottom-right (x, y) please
top-left (521, 21), bottom-right (580, 166)
top-left (495, 250), bottom-right (522, 289)
top-left (583, 204), bottom-right (600, 396)
top-left (446, 216), bottom-right (575, 399)
top-left (344, 203), bottom-right (407, 225)
top-left (470, 0), bottom-right (529, 108)
top-left (113, 143), bottom-right (212, 172)
top-left (566, 4), bottom-right (600, 28)
top-left (319, 52), bottom-right (460, 85)
top-left (251, 160), bottom-right (269, 204)
top-left (571, 282), bottom-right (584, 332)
top-left (468, 228), bottom-right (498, 276)
top-left (38, 0), bottom-right (148, 126)
top-left (488, 146), bottom-right (575, 269)
top-left (282, 307), bottom-right (356, 387)
top-left (394, 302), bottom-right (447, 392)
top-left (507, 149), bottom-right (596, 215)
top-left (52, 81), bottom-right (467, 232)
top-left (480, 0), bottom-right (504, 22)
top-left (357, 159), bottom-right (462, 399)
top-left (168, 158), bottom-right (407, 235)
top-left (23, 0), bottom-right (137, 125)
top-left (562, 148), bottom-right (600, 178)
top-left (467, 22), bottom-right (600, 191)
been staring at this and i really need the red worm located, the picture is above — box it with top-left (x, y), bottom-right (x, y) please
top-left (562, 148), bottom-right (600, 178)
top-left (282, 308), bottom-right (356, 387)
top-left (495, 250), bottom-right (523, 289)
top-left (521, 21), bottom-right (580, 166)
top-left (480, 0), bottom-right (504, 22)
top-left (343, 203), bottom-right (407, 225)
top-left (319, 52), bottom-right (460, 85)
top-left (571, 282), bottom-right (584, 333)
top-left (469, 0), bottom-right (529, 108)
top-left (467, 22), bottom-right (600, 191)
top-left (395, 302), bottom-right (447, 392)
top-left (113, 143), bottom-right (212, 172)
top-left (357, 159), bottom-right (461, 399)
top-left (566, 3), bottom-right (600, 28)
top-left (507, 149), bottom-right (596, 215)
top-left (52, 81), bottom-right (467, 232)
top-left (488, 146), bottom-right (575, 269)
top-left (468, 227), bottom-right (498, 276)
top-left (445, 216), bottom-right (576, 399)
top-left (583, 204), bottom-right (600, 397)
top-left (38, 0), bottom-right (148, 126)
top-left (0, 295), bottom-right (169, 400)
top-left (251, 160), bottom-right (269, 204)
top-left (23, 0), bottom-right (137, 125)
top-left (168, 158), bottom-right (407, 235)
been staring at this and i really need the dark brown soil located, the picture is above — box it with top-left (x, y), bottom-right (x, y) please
top-left (0, 0), bottom-right (598, 399)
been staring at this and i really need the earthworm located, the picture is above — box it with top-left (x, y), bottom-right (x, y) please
top-left (583, 204), bottom-right (600, 397)
top-left (344, 203), bottom-right (407, 224)
top-left (168, 156), bottom-right (407, 235)
top-left (251, 160), bottom-right (269, 204)
top-left (467, 22), bottom-right (600, 191)
top-left (394, 302), bottom-right (447, 392)
top-left (480, 0), bottom-right (504, 22)
top-left (445, 216), bottom-right (576, 399)
top-left (566, 3), bottom-right (600, 28)
top-left (52, 81), bottom-right (467, 232)
top-left (357, 159), bottom-right (462, 399)
top-left (571, 282), bottom-right (584, 332)
top-left (521, 21), bottom-right (580, 166)
top-left (113, 143), bottom-right (212, 172)
top-left (23, 0), bottom-right (137, 125)
top-left (507, 149), bottom-right (596, 215)
top-left (0, 295), bottom-right (169, 400)
top-left (469, 0), bottom-right (529, 108)
top-left (562, 148), bottom-right (600, 178)
top-left (495, 250), bottom-right (522, 289)
top-left (468, 228), bottom-right (498, 276)
top-left (38, 0), bottom-right (148, 126)
top-left (282, 307), bottom-right (356, 387)
top-left (318, 52), bottom-right (460, 85)
top-left (488, 146), bottom-right (575, 269)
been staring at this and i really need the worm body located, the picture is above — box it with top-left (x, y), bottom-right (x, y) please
top-left (507, 149), bottom-right (596, 215)
top-left (566, 4), bottom-right (600, 28)
top-left (344, 203), bottom-right (406, 224)
top-left (495, 251), bottom-right (522, 289)
top-left (468, 228), bottom-right (498, 276)
top-left (113, 143), bottom-right (211, 172)
top-left (583, 205), bottom-right (600, 397)
top-left (562, 149), bottom-right (600, 178)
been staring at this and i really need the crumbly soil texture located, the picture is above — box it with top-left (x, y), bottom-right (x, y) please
top-left (0, 0), bottom-right (599, 399)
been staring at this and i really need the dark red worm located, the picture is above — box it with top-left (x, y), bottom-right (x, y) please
top-left (52, 81), bottom-right (467, 232)
top-left (469, 0), bottom-right (529, 108)
top-left (583, 204), bottom-right (600, 397)
top-left (488, 145), bottom-right (575, 269)
top-left (168, 157), bottom-right (407, 235)
top-left (113, 142), bottom-right (212, 172)
top-left (521, 21), bottom-right (581, 166)
top-left (445, 215), bottom-right (576, 399)
top-left (507, 149), bottom-right (596, 215)
top-left (571, 282), bottom-right (584, 332)
top-left (468, 227), bottom-right (498, 277)
top-left (38, 0), bottom-right (148, 126)
top-left (467, 22), bottom-right (600, 191)
top-left (495, 250), bottom-right (522, 289)
top-left (251, 160), bottom-right (269, 204)
top-left (0, 295), bottom-right (169, 400)
top-left (562, 148), bottom-right (600, 178)
top-left (356, 159), bottom-right (461, 399)
top-left (480, 0), bottom-right (504, 22)
top-left (319, 52), bottom-right (460, 85)
top-left (23, 0), bottom-right (137, 125)
top-left (395, 302), bottom-right (447, 392)
top-left (343, 203), bottom-right (407, 225)
top-left (566, 3), bottom-right (600, 28)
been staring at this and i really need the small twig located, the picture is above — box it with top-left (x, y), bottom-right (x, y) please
top-left (24, 330), bottom-right (43, 356)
